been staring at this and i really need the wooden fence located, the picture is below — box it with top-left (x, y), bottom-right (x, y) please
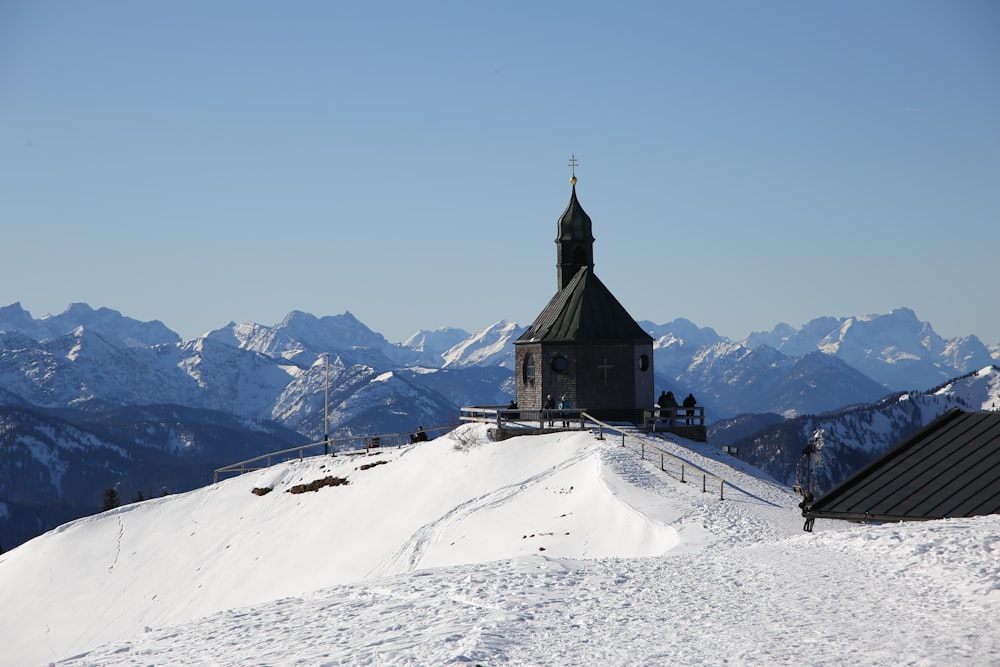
top-left (213, 425), bottom-right (453, 483)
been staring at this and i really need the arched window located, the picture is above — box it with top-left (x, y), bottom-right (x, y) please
top-left (638, 354), bottom-right (650, 372)
top-left (523, 354), bottom-right (536, 384)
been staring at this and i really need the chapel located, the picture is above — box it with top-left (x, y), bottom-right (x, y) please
top-left (514, 162), bottom-right (654, 423)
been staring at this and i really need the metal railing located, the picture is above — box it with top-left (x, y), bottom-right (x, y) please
top-left (459, 407), bottom-right (727, 500)
top-left (213, 424), bottom-right (453, 483)
top-left (583, 412), bottom-right (727, 500)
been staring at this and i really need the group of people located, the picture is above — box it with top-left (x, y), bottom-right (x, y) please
top-left (409, 426), bottom-right (428, 443)
top-left (656, 390), bottom-right (698, 425)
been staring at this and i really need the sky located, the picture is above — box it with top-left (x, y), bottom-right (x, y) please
top-left (1, 424), bottom-right (997, 666)
top-left (2, 1), bottom-right (999, 345)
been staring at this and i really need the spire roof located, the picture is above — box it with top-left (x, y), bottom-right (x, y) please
top-left (556, 183), bottom-right (595, 243)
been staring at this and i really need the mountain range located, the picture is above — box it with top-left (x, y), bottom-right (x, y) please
top-left (1, 301), bottom-right (997, 550)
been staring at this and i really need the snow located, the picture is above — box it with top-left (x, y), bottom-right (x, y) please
top-left (0, 424), bottom-right (997, 666)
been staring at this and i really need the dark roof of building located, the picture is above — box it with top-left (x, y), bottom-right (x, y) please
top-left (806, 409), bottom-right (1000, 523)
top-left (557, 183), bottom-right (595, 244)
top-left (516, 265), bottom-right (653, 345)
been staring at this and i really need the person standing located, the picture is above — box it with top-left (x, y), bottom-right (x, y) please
top-left (558, 395), bottom-right (571, 427)
top-left (544, 394), bottom-right (556, 426)
top-left (682, 393), bottom-right (697, 425)
top-left (660, 391), bottom-right (678, 426)
top-left (657, 390), bottom-right (676, 423)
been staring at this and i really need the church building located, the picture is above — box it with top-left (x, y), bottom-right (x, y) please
top-left (514, 164), bottom-right (654, 423)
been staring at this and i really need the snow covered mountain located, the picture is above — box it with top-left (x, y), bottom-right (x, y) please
top-left (1, 301), bottom-right (997, 551)
top-left (742, 307), bottom-right (995, 389)
top-left (2, 303), bottom-right (994, 426)
top-left (723, 365), bottom-right (1000, 494)
top-left (660, 343), bottom-right (890, 420)
top-left (1, 424), bottom-right (996, 666)
top-left (441, 319), bottom-right (523, 369)
top-left (0, 302), bottom-right (179, 349)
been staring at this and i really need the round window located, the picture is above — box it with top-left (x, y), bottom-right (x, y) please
top-left (638, 354), bottom-right (650, 372)
top-left (550, 355), bottom-right (568, 373)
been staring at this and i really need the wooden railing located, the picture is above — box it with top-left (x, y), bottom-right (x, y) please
top-left (213, 424), bottom-right (453, 483)
top-left (644, 406), bottom-right (706, 429)
top-left (459, 405), bottom-right (587, 429)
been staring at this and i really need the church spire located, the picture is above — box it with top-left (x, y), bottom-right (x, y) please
top-left (556, 154), bottom-right (595, 290)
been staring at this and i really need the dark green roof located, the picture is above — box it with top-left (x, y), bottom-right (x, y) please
top-left (516, 266), bottom-right (652, 344)
top-left (806, 409), bottom-right (1000, 523)
top-left (557, 184), bottom-right (595, 243)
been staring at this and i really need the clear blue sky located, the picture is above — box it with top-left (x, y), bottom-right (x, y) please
top-left (2, 1), bottom-right (998, 344)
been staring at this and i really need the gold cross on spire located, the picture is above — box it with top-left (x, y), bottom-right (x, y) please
top-left (568, 154), bottom-right (578, 186)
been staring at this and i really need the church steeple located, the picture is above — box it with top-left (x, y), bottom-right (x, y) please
top-left (556, 154), bottom-right (595, 290)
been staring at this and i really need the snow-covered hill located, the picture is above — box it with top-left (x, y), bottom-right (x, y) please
top-left (1, 425), bottom-right (996, 666)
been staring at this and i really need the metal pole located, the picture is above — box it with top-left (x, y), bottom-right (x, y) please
top-left (720, 480), bottom-right (725, 500)
top-left (681, 464), bottom-right (686, 483)
top-left (324, 353), bottom-right (332, 456)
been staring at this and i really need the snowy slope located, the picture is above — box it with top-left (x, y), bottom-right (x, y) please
top-left (1, 425), bottom-right (997, 666)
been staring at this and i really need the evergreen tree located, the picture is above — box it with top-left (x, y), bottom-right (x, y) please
top-left (102, 487), bottom-right (121, 511)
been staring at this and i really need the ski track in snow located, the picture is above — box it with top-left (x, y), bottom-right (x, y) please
top-left (365, 441), bottom-right (599, 581)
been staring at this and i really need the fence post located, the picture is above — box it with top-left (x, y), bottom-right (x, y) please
top-left (680, 465), bottom-right (686, 483)
top-left (661, 453), bottom-right (664, 471)
top-left (598, 424), bottom-right (604, 440)
top-left (702, 475), bottom-right (706, 493)
top-left (641, 442), bottom-right (645, 460)
top-left (621, 432), bottom-right (626, 447)
top-left (720, 480), bottom-right (725, 500)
